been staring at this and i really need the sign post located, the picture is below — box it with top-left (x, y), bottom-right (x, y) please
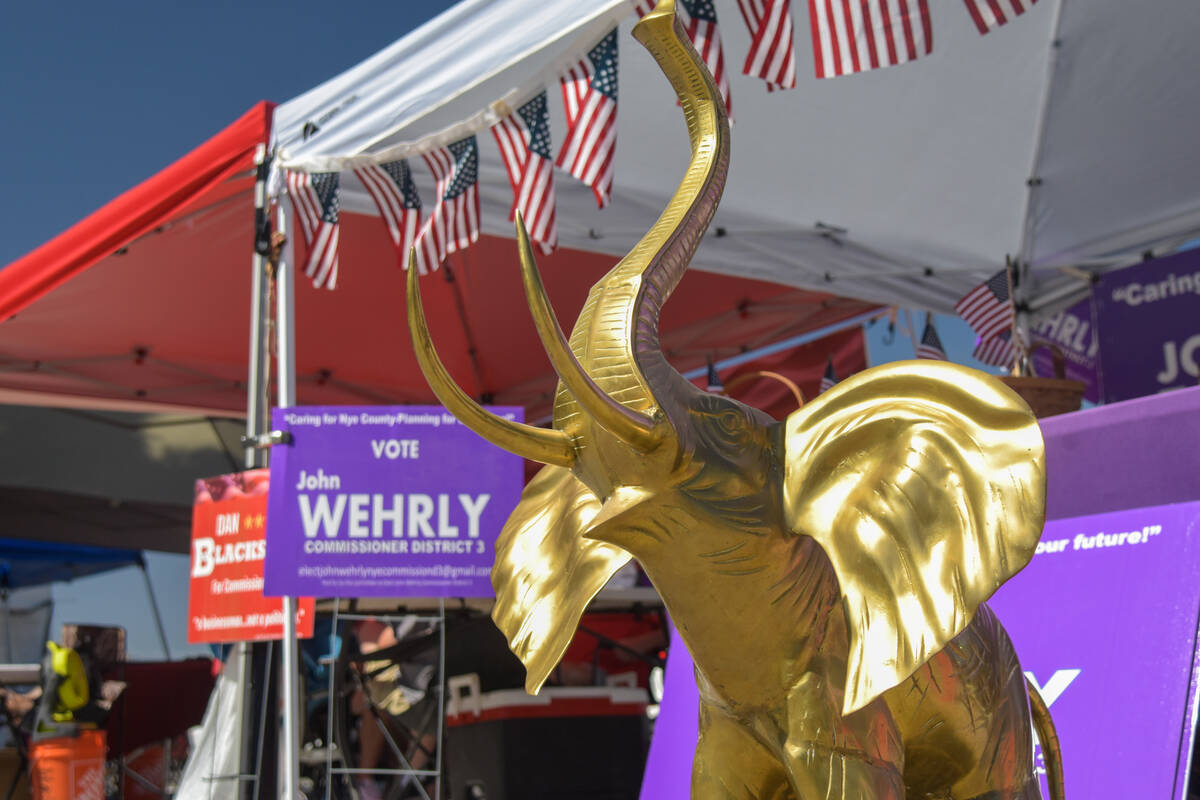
top-left (274, 203), bottom-right (302, 800)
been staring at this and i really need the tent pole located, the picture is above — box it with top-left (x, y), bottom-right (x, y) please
top-left (1, 590), bottom-right (10, 663)
top-left (275, 199), bottom-right (302, 800)
top-left (138, 557), bottom-right (171, 660)
top-left (240, 142), bottom-right (274, 800)
top-left (902, 309), bottom-right (922, 356)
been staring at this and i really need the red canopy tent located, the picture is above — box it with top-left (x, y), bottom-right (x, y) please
top-left (0, 104), bottom-right (875, 423)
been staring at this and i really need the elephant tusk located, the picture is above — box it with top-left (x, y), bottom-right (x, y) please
top-left (405, 249), bottom-right (577, 468)
top-left (514, 215), bottom-right (663, 452)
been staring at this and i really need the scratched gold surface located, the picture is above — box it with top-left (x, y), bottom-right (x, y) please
top-left (407, 0), bottom-right (1064, 796)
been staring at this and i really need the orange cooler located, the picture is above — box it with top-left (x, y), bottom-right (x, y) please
top-left (30, 730), bottom-right (106, 800)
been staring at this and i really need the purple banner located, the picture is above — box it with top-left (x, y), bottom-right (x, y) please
top-left (1029, 296), bottom-right (1101, 403)
top-left (263, 406), bottom-right (523, 598)
top-left (641, 501), bottom-right (1200, 798)
top-left (1094, 248), bottom-right (1200, 403)
top-left (990, 501), bottom-right (1200, 798)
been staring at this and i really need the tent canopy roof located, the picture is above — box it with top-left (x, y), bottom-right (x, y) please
top-left (0, 535), bottom-right (143, 589)
top-left (0, 97), bottom-right (873, 417)
top-left (274, 0), bottom-right (1200, 313)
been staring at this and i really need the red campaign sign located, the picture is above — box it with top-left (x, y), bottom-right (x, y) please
top-left (188, 469), bottom-right (314, 644)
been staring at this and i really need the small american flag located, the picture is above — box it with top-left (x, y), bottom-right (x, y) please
top-left (973, 330), bottom-right (1015, 368)
top-left (492, 91), bottom-right (558, 255)
top-left (737, 0), bottom-right (796, 90)
top-left (916, 313), bottom-right (948, 360)
top-left (353, 160), bottom-right (438, 271)
top-left (962, 0), bottom-right (1039, 35)
top-left (419, 136), bottom-right (481, 273)
top-left (632, 0), bottom-right (733, 116)
top-left (557, 30), bottom-right (619, 208)
top-left (286, 169), bottom-right (339, 290)
top-left (808, 0), bottom-right (932, 79)
top-left (955, 268), bottom-right (1013, 344)
top-left (819, 357), bottom-right (838, 393)
top-left (706, 357), bottom-right (724, 392)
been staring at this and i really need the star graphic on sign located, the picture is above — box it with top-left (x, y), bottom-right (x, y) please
top-left (255, 513), bottom-right (265, 529)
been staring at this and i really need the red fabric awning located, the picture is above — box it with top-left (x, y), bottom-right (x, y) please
top-left (693, 326), bottom-right (868, 422)
top-left (0, 102), bottom-right (274, 323)
top-left (0, 103), bottom-right (876, 420)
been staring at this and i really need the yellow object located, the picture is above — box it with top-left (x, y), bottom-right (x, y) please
top-left (45, 643), bottom-right (88, 722)
top-left (408, 1), bottom-right (1064, 797)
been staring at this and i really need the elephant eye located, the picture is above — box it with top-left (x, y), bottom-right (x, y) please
top-left (716, 409), bottom-right (743, 434)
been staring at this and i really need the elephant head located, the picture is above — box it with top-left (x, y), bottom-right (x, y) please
top-left (406, 0), bottom-right (1045, 718)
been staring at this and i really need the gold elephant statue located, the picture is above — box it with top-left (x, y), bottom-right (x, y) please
top-left (407, 1), bottom-right (1063, 797)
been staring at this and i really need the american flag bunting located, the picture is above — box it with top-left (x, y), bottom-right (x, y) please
top-left (418, 135), bottom-right (481, 273)
top-left (808, 0), bottom-right (932, 79)
top-left (955, 268), bottom-right (1013, 344)
top-left (819, 357), bottom-right (838, 393)
top-left (491, 91), bottom-right (558, 255)
top-left (353, 159), bottom-right (438, 270)
top-left (632, 0), bottom-right (733, 116)
top-left (916, 313), bottom-right (948, 360)
top-left (962, 0), bottom-right (1039, 35)
top-left (558, 30), bottom-right (620, 208)
top-left (286, 170), bottom-right (340, 290)
top-left (737, 0), bottom-right (797, 90)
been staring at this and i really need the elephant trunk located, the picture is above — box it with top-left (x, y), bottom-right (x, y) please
top-left (553, 0), bottom-right (731, 443)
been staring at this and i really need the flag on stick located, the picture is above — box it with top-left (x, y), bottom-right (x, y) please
top-left (353, 159), bottom-right (438, 270)
top-left (736, 0), bottom-right (796, 90)
top-left (418, 136), bottom-right (481, 273)
top-left (962, 0), bottom-right (1039, 35)
top-left (558, 30), bottom-right (620, 208)
top-left (492, 91), bottom-right (558, 255)
top-left (819, 357), bottom-right (838, 393)
top-left (286, 170), bottom-right (340, 290)
top-left (808, 0), bottom-right (932, 79)
top-left (916, 313), bottom-right (948, 360)
top-left (955, 268), bottom-right (1013, 344)
top-left (973, 330), bottom-right (1015, 368)
top-left (706, 357), bottom-right (724, 392)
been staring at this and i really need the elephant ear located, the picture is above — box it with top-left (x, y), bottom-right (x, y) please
top-left (491, 464), bottom-right (632, 694)
top-left (781, 361), bottom-right (1045, 715)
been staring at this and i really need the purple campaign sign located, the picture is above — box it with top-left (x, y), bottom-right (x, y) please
top-left (263, 406), bottom-right (523, 598)
top-left (1029, 296), bottom-right (1101, 404)
top-left (990, 501), bottom-right (1200, 799)
top-left (1094, 248), bottom-right (1200, 403)
top-left (641, 501), bottom-right (1200, 798)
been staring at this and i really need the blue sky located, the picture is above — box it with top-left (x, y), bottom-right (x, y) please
top-left (3, 1), bottom-right (994, 660)
top-left (0, 1), bottom-right (458, 267)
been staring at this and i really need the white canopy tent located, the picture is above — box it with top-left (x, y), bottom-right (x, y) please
top-left (270, 0), bottom-right (1200, 316)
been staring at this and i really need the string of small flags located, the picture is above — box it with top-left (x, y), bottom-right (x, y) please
top-left (281, 0), bottom-right (1041, 289)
